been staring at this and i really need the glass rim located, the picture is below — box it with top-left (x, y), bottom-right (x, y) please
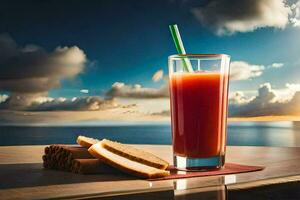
top-left (169, 54), bottom-right (230, 60)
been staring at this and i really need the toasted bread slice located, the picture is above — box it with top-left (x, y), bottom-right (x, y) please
top-left (88, 142), bottom-right (170, 178)
top-left (77, 135), bottom-right (99, 148)
top-left (100, 139), bottom-right (169, 170)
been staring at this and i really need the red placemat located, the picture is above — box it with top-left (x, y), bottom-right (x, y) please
top-left (150, 163), bottom-right (264, 181)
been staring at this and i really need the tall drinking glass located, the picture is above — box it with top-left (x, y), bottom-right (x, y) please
top-left (168, 54), bottom-right (230, 170)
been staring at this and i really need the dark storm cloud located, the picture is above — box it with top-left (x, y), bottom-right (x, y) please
top-left (192, 0), bottom-right (291, 35)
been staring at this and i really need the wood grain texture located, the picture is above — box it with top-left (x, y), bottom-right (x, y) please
top-left (0, 145), bottom-right (300, 199)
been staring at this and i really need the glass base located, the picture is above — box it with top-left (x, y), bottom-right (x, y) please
top-left (174, 154), bottom-right (225, 171)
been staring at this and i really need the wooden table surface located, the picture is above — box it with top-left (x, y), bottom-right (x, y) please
top-left (1, 145), bottom-right (300, 200)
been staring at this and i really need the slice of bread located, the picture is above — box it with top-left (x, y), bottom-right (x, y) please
top-left (88, 142), bottom-right (170, 178)
top-left (101, 139), bottom-right (169, 170)
top-left (77, 135), bottom-right (99, 148)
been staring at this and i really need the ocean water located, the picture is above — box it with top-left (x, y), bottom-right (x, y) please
top-left (1, 122), bottom-right (300, 147)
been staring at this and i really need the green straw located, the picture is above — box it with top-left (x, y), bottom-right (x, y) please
top-left (169, 24), bottom-right (193, 72)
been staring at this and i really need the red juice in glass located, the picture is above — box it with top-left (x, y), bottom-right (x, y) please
top-left (169, 54), bottom-right (230, 169)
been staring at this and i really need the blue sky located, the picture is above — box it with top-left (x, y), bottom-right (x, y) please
top-left (1, 0), bottom-right (298, 97)
top-left (0, 0), bottom-right (300, 124)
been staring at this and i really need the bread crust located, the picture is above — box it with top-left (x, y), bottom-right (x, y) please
top-left (88, 144), bottom-right (169, 179)
top-left (101, 139), bottom-right (169, 170)
top-left (77, 136), bottom-right (98, 148)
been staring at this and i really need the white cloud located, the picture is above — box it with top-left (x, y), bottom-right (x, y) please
top-left (144, 82), bottom-right (300, 118)
top-left (192, 0), bottom-right (292, 35)
top-left (285, 83), bottom-right (300, 91)
top-left (230, 61), bottom-right (284, 81)
top-left (0, 34), bottom-right (87, 110)
top-left (229, 91), bottom-right (253, 105)
top-left (230, 61), bottom-right (265, 80)
top-left (106, 82), bottom-right (169, 99)
top-left (290, 1), bottom-right (300, 27)
top-left (0, 94), bottom-right (123, 111)
top-left (229, 82), bottom-right (300, 117)
top-left (152, 70), bottom-right (164, 82)
top-left (269, 63), bottom-right (284, 68)
top-left (0, 94), bottom-right (8, 103)
top-left (80, 89), bottom-right (89, 94)
top-left (28, 96), bottom-right (119, 111)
